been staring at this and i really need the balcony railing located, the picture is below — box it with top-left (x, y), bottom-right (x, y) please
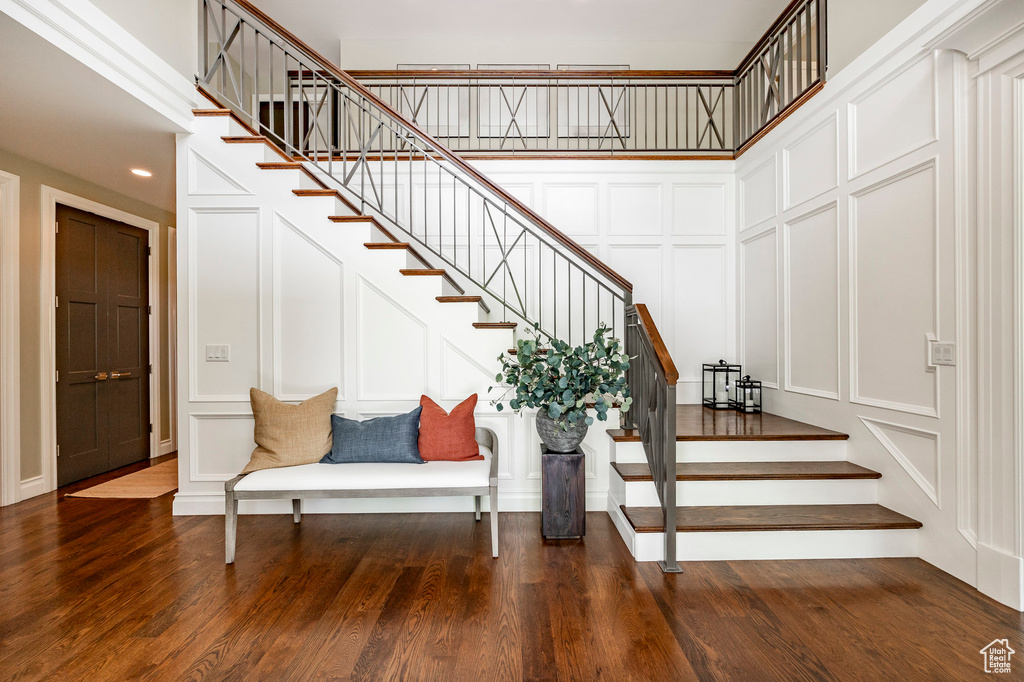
top-left (341, 70), bottom-right (735, 156)
top-left (274, 0), bottom-right (827, 158)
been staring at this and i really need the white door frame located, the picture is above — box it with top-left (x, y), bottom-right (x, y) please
top-left (163, 226), bottom-right (178, 455)
top-left (40, 186), bottom-right (162, 493)
top-left (0, 170), bottom-right (21, 506)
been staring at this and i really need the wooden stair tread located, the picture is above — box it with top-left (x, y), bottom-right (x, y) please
top-left (292, 189), bottom-right (359, 213)
top-left (436, 296), bottom-right (482, 303)
top-left (222, 135), bottom-right (270, 143)
top-left (365, 242), bottom-right (409, 249)
top-left (607, 405), bottom-right (849, 442)
top-left (622, 504), bottom-right (922, 533)
top-left (192, 108), bottom-right (231, 116)
top-left (474, 322), bottom-right (517, 329)
top-left (611, 461), bottom-right (881, 482)
top-left (257, 162), bottom-right (302, 169)
top-left (400, 269), bottom-right (445, 276)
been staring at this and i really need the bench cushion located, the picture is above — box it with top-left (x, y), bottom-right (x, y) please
top-left (233, 445), bottom-right (492, 492)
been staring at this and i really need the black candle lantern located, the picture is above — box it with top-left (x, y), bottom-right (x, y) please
top-left (702, 360), bottom-right (741, 410)
top-left (734, 375), bottom-right (762, 414)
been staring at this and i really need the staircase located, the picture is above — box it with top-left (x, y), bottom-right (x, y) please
top-left (193, 0), bottom-right (921, 568)
top-left (606, 406), bottom-right (921, 562)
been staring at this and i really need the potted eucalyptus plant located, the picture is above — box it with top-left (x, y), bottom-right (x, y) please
top-left (490, 325), bottom-right (632, 452)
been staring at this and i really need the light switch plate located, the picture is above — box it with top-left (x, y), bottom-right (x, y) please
top-left (933, 342), bottom-right (955, 366)
top-left (206, 344), bottom-right (230, 362)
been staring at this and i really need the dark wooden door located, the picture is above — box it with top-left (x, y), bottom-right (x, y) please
top-left (56, 205), bottom-right (150, 486)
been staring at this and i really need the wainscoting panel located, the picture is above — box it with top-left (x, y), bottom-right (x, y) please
top-left (190, 208), bottom-right (260, 401)
top-left (784, 115), bottom-right (838, 210)
top-left (849, 54), bottom-right (937, 178)
top-left (862, 417), bottom-right (941, 508)
top-left (273, 215), bottom-right (344, 401)
top-left (356, 277), bottom-right (428, 401)
top-left (740, 227), bottom-right (779, 388)
top-left (543, 183), bottom-right (599, 237)
top-left (608, 244), bottom-right (665, 332)
top-left (784, 203), bottom-right (840, 399)
top-left (672, 184), bottom-right (727, 236)
top-left (189, 413), bottom-right (256, 481)
top-left (740, 154), bottom-right (777, 230)
top-left (673, 245), bottom-right (727, 382)
top-left (608, 183), bottom-right (662, 236)
top-left (851, 162), bottom-right (938, 416)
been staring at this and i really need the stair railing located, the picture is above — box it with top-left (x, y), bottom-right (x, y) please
top-left (199, 0), bottom-right (632, 347)
top-left (624, 304), bottom-right (680, 572)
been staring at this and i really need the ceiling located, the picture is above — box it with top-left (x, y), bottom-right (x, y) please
top-left (251, 0), bottom-right (790, 48)
top-left (0, 13), bottom-right (178, 213)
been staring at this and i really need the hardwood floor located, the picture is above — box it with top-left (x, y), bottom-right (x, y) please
top-left (1, 471), bottom-right (1021, 681)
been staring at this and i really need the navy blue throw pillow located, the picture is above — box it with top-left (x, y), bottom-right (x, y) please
top-left (320, 407), bottom-right (424, 464)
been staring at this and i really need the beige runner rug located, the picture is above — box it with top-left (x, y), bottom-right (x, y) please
top-left (67, 459), bottom-right (178, 499)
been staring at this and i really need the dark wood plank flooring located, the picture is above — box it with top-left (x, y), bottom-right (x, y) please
top-left (0, 466), bottom-right (1019, 681)
top-left (608, 404), bottom-right (849, 442)
top-left (623, 504), bottom-right (924, 533)
top-left (611, 460), bottom-right (881, 482)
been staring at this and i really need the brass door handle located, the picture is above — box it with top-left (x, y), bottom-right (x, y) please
top-left (110, 371), bottom-right (131, 379)
top-left (94, 372), bottom-right (108, 381)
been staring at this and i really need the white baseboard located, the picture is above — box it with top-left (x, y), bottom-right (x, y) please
top-left (978, 542), bottom-right (1024, 611)
top-left (158, 439), bottom-right (176, 456)
top-left (20, 475), bottom-right (45, 500)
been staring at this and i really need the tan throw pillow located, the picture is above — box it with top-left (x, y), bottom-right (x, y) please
top-left (241, 387), bottom-right (338, 474)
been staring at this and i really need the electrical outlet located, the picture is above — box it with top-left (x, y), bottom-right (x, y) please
top-left (933, 342), bottom-right (955, 366)
top-left (206, 344), bottom-right (230, 362)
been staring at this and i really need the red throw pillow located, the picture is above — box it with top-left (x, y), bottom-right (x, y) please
top-left (418, 394), bottom-right (482, 461)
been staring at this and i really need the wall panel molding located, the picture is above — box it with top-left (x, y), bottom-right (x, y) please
top-left (849, 160), bottom-right (940, 417)
top-left (848, 53), bottom-right (938, 179)
top-left (861, 416), bottom-right (941, 508)
top-left (783, 201), bottom-right (840, 400)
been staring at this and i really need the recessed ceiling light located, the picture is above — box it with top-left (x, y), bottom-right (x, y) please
top-left (131, 168), bottom-right (153, 177)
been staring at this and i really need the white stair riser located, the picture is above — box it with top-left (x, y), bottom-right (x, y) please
top-left (607, 501), bottom-right (917, 562)
top-left (193, 114), bottom-right (246, 139)
top-left (611, 438), bottom-right (848, 464)
top-left (610, 474), bottom-right (878, 507)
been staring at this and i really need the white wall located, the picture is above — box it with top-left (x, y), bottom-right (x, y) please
top-left (89, 0), bottom-right (197, 78)
top-left (827, 0), bottom-right (929, 75)
top-left (737, 45), bottom-right (976, 583)
top-left (473, 159), bottom-right (737, 403)
top-left (733, 0), bottom-right (1024, 604)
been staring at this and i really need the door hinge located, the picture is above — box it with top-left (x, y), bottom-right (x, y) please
top-left (55, 220), bottom-right (59, 234)
top-left (55, 370), bottom-right (59, 383)
top-left (148, 364), bottom-right (153, 374)
top-left (147, 305), bottom-right (152, 315)
top-left (55, 295), bottom-right (59, 308)
top-left (149, 423), bottom-right (153, 434)
top-left (147, 246), bottom-right (151, 256)
top-left (57, 445), bottom-right (60, 458)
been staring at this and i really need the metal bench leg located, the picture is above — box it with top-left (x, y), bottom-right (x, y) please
top-left (475, 495), bottom-right (482, 521)
top-left (225, 491), bottom-right (238, 564)
top-left (292, 498), bottom-right (301, 523)
top-left (489, 485), bottom-right (499, 558)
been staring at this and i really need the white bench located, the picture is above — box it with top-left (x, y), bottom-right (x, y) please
top-left (224, 427), bottom-right (499, 563)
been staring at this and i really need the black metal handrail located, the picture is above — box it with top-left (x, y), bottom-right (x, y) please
top-left (624, 304), bottom-right (680, 572)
